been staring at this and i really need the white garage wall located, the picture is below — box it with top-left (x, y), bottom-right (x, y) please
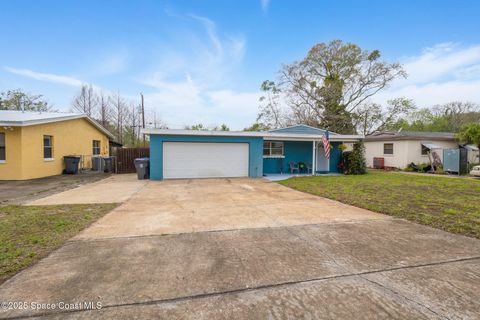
top-left (365, 140), bottom-right (409, 168)
top-left (365, 140), bottom-right (459, 169)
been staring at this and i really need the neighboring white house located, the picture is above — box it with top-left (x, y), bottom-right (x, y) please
top-left (364, 131), bottom-right (479, 169)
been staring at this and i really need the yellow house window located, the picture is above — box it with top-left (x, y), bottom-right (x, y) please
top-left (92, 140), bottom-right (101, 155)
top-left (0, 133), bottom-right (5, 162)
top-left (43, 135), bottom-right (53, 159)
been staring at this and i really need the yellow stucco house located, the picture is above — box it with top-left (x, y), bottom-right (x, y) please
top-left (0, 110), bottom-right (114, 180)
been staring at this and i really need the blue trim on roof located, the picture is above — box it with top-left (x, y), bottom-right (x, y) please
top-left (268, 124), bottom-right (337, 135)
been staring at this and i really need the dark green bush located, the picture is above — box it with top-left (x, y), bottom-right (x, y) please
top-left (339, 141), bottom-right (367, 175)
top-left (406, 162), bottom-right (432, 173)
top-left (417, 163), bottom-right (431, 172)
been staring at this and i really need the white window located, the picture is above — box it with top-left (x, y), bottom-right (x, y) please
top-left (263, 141), bottom-right (284, 157)
top-left (93, 140), bottom-right (101, 155)
top-left (43, 135), bottom-right (53, 159)
top-left (383, 143), bottom-right (393, 155)
top-left (0, 133), bottom-right (5, 162)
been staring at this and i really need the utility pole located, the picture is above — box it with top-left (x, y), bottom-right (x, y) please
top-left (141, 93), bottom-right (145, 147)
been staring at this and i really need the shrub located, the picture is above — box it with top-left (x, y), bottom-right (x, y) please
top-left (298, 161), bottom-right (307, 172)
top-left (435, 166), bottom-right (445, 174)
top-left (417, 163), bottom-right (431, 173)
top-left (340, 141), bottom-right (367, 175)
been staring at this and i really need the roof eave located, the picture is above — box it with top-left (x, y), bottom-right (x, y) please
top-left (84, 117), bottom-right (115, 139)
top-left (268, 124), bottom-right (339, 135)
top-left (141, 128), bottom-right (363, 141)
top-left (0, 115), bottom-right (115, 139)
top-left (365, 136), bottom-right (456, 142)
top-left (0, 115), bottom-right (85, 127)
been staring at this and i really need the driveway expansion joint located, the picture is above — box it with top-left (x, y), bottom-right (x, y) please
top-left (67, 218), bottom-right (398, 243)
top-left (359, 274), bottom-right (451, 320)
top-left (2, 256), bottom-right (478, 320)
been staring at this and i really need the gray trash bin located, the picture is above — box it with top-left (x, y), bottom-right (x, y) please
top-left (134, 158), bottom-right (150, 180)
top-left (92, 156), bottom-right (104, 172)
top-left (103, 157), bottom-right (113, 173)
top-left (64, 156), bottom-right (81, 174)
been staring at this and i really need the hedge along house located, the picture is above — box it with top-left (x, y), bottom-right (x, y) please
top-left (142, 124), bottom-right (363, 180)
top-left (0, 110), bottom-right (114, 180)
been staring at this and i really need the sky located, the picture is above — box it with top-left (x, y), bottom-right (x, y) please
top-left (1, 0), bottom-right (480, 129)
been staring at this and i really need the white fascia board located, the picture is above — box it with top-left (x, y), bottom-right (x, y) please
top-left (141, 128), bottom-right (363, 141)
top-left (0, 115), bottom-right (115, 139)
top-left (262, 133), bottom-right (364, 141)
top-left (141, 129), bottom-right (265, 137)
top-left (0, 115), bottom-right (84, 127)
top-left (329, 135), bottom-right (364, 141)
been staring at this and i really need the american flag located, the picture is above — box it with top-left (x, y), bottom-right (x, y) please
top-left (322, 131), bottom-right (330, 159)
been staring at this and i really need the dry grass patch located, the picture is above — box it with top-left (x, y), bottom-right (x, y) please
top-left (0, 203), bottom-right (118, 283)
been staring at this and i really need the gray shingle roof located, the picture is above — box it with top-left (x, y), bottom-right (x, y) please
top-left (365, 131), bottom-right (456, 141)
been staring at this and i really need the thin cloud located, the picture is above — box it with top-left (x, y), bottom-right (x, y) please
top-left (94, 49), bottom-right (129, 76)
top-left (143, 88), bottom-right (260, 129)
top-left (188, 14), bottom-right (223, 56)
top-left (261, 0), bottom-right (270, 12)
top-left (374, 42), bottom-right (480, 107)
top-left (401, 42), bottom-right (480, 84)
top-left (4, 66), bottom-right (85, 87)
top-left (137, 13), bottom-right (254, 129)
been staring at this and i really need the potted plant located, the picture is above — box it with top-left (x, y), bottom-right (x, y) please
top-left (298, 161), bottom-right (306, 173)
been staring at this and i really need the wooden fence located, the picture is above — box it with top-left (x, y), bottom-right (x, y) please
top-left (113, 147), bottom-right (150, 174)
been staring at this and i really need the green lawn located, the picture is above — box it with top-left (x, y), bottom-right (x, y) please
top-left (0, 204), bottom-right (118, 283)
top-left (279, 171), bottom-right (480, 238)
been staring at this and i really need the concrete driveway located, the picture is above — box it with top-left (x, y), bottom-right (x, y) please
top-left (1, 178), bottom-right (480, 319)
top-left (0, 172), bottom-right (110, 205)
top-left (27, 174), bottom-right (148, 205)
top-left (76, 178), bottom-right (384, 239)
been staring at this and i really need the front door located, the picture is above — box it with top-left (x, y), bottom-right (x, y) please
top-left (316, 143), bottom-right (329, 172)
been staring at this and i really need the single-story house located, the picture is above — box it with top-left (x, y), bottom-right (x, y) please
top-left (0, 110), bottom-right (114, 180)
top-left (364, 130), bottom-right (480, 169)
top-left (141, 124), bottom-right (362, 180)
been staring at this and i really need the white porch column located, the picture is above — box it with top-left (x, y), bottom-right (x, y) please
top-left (312, 141), bottom-right (316, 175)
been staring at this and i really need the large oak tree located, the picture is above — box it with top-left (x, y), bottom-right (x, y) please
top-left (257, 40), bottom-right (406, 133)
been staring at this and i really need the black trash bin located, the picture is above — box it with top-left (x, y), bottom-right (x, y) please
top-left (103, 157), bottom-right (113, 173)
top-left (64, 156), bottom-right (81, 174)
top-left (134, 158), bottom-right (150, 180)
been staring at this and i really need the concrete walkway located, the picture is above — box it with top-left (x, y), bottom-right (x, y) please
top-left (1, 178), bottom-right (480, 319)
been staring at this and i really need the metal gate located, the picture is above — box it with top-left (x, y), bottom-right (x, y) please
top-left (113, 148), bottom-right (149, 173)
